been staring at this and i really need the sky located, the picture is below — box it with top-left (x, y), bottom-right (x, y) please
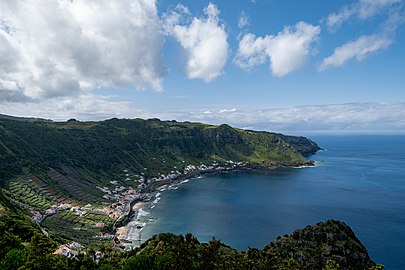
top-left (1, 0), bottom-right (405, 134)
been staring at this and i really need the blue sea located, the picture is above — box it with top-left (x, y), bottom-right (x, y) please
top-left (141, 136), bottom-right (405, 269)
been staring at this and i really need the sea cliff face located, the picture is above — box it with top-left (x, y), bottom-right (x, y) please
top-left (277, 134), bottom-right (322, 156)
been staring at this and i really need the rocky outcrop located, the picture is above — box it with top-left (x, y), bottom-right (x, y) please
top-left (265, 220), bottom-right (375, 269)
top-left (278, 134), bottom-right (322, 156)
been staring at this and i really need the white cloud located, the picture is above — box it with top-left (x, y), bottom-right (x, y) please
top-left (0, 0), bottom-right (165, 102)
top-left (163, 3), bottom-right (229, 82)
top-left (219, 108), bottom-right (236, 113)
top-left (326, 7), bottom-right (356, 32)
top-left (234, 33), bottom-right (267, 70)
top-left (326, 0), bottom-right (401, 31)
top-left (358, 0), bottom-right (401, 19)
top-left (162, 103), bottom-right (405, 134)
top-left (235, 22), bottom-right (320, 77)
top-left (3, 100), bottom-right (405, 134)
top-left (319, 35), bottom-right (392, 71)
top-left (322, 2), bottom-right (404, 71)
top-left (0, 94), bottom-right (146, 121)
top-left (238, 11), bottom-right (249, 28)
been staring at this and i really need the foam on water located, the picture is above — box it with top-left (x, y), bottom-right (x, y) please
top-left (138, 208), bottom-right (149, 217)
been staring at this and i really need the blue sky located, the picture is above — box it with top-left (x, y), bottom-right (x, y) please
top-left (1, 0), bottom-right (405, 134)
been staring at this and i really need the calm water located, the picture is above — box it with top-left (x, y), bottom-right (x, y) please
top-left (141, 136), bottom-right (405, 269)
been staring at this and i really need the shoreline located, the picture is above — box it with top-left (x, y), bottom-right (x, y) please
top-left (114, 161), bottom-right (316, 249)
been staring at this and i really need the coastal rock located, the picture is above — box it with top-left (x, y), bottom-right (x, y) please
top-left (264, 220), bottom-right (375, 269)
top-left (277, 134), bottom-right (322, 156)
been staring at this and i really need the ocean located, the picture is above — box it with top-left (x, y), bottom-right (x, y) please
top-left (139, 135), bottom-right (405, 269)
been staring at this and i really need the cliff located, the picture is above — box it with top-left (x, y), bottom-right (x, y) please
top-left (0, 117), bottom-right (320, 181)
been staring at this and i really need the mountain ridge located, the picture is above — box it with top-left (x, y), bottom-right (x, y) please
top-left (0, 116), bottom-right (320, 180)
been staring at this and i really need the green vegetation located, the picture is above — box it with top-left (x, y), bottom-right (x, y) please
top-left (0, 117), bottom-right (381, 268)
top-left (0, 117), bottom-right (320, 242)
top-left (4, 177), bottom-right (57, 211)
top-left (1, 116), bottom-right (355, 269)
top-left (0, 118), bottom-right (319, 181)
top-left (264, 220), bottom-right (377, 269)
top-left (40, 211), bottom-right (114, 245)
top-left (0, 211), bottom-right (379, 270)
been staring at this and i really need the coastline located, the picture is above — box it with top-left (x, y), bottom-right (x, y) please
top-left (114, 161), bottom-right (316, 249)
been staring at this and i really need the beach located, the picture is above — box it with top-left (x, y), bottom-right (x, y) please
top-left (116, 201), bottom-right (146, 247)
top-left (115, 174), bottom-right (205, 249)
top-left (114, 162), bottom-right (316, 249)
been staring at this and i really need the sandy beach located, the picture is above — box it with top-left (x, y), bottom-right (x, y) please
top-left (115, 165), bottom-right (254, 248)
top-left (116, 201), bottom-right (143, 242)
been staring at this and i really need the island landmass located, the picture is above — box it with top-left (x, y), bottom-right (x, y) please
top-left (0, 116), bottom-right (382, 269)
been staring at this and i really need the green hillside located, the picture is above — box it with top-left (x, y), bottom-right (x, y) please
top-left (0, 117), bottom-right (320, 244)
top-left (0, 118), bottom-right (319, 180)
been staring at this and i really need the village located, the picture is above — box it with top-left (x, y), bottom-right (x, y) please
top-left (29, 160), bottom-right (246, 259)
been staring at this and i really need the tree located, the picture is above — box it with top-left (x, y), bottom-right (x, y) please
top-left (323, 259), bottom-right (341, 270)
top-left (0, 249), bottom-right (27, 270)
top-left (0, 222), bottom-right (23, 259)
top-left (25, 232), bottom-right (69, 270)
top-left (369, 264), bottom-right (384, 270)
top-left (123, 254), bottom-right (153, 270)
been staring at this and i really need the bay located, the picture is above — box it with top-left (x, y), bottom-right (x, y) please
top-left (140, 135), bottom-right (405, 269)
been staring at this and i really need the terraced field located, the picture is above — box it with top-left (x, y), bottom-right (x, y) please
top-left (41, 211), bottom-right (114, 245)
top-left (1, 173), bottom-right (115, 245)
top-left (47, 167), bottom-right (102, 203)
top-left (3, 177), bottom-right (62, 211)
top-left (30, 175), bottom-right (71, 203)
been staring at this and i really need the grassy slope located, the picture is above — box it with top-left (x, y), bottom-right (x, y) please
top-left (0, 118), bottom-right (319, 243)
top-left (0, 118), bottom-right (317, 182)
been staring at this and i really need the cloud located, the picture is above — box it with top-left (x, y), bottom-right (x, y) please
top-left (163, 3), bottom-right (229, 82)
top-left (326, 7), bottom-right (356, 32)
top-left (219, 108), bottom-right (236, 113)
top-left (235, 22), bottom-right (320, 77)
top-left (238, 11), bottom-right (249, 28)
top-left (326, 0), bottom-right (401, 31)
top-left (3, 99), bottom-right (405, 134)
top-left (321, 0), bottom-right (405, 72)
top-left (319, 35), bottom-right (392, 71)
top-left (0, 0), bottom-right (165, 103)
top-left (0, 94), bottom-right (145, 121)
top-left (163, 103), bottom-right (405, 134)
